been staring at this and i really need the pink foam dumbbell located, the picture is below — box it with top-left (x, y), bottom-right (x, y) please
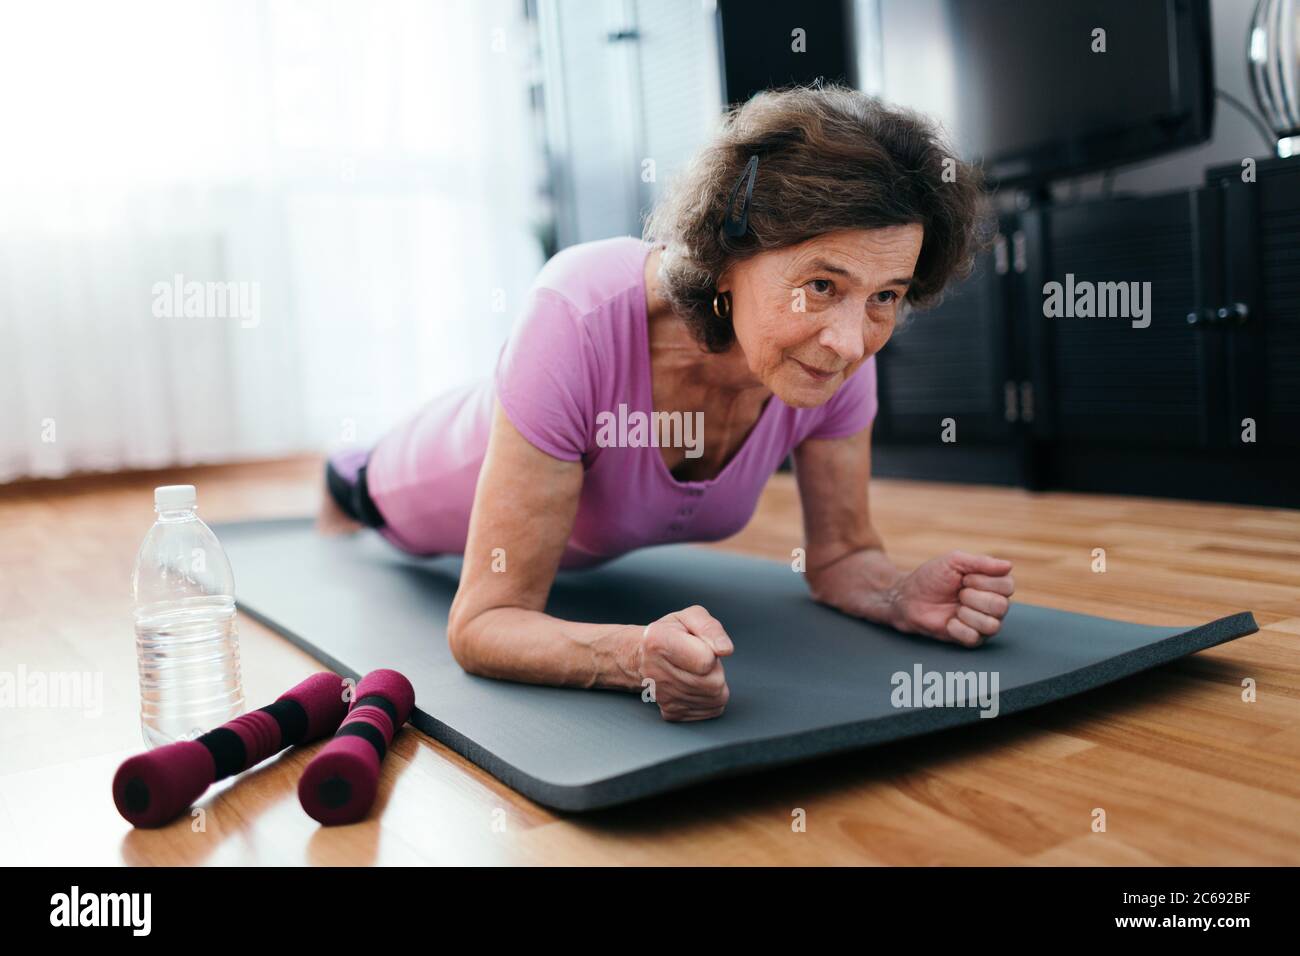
top-left (113, 671), bottom-right (350, 828)
top-left (297, 669), bottom-right (415, 825)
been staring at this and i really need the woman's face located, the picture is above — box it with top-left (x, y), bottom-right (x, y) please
top-left (721, 225), bottom-right (923, 409)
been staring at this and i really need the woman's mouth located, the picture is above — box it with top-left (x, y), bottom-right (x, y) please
top-left (792, 358), bottom-right (838, 382)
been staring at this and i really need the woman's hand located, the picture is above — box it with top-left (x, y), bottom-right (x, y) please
top-left (636, 606), bottom-right (734, 722)
top-left (888, 551), bottom-right (1014, 647)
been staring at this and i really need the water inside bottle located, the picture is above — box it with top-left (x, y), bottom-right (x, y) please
top-left (135, 594), bottom-right (244, 748)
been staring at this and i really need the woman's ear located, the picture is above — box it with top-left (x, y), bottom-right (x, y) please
top-left (715, 264), bottom-right (732, 296)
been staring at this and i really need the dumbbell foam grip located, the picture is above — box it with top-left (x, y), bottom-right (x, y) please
top-left (298, 669), bottom-right (415, 825)
top-left (113, 671), bottom-right (349, 828)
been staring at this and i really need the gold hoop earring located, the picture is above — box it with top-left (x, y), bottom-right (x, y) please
top-left (712, 290), bottom-right (732, 320)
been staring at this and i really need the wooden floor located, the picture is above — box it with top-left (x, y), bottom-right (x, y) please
top-left (2, 455), bottom-right (1298, 865)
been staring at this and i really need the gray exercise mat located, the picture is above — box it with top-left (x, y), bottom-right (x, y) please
top-left (215, 518), bottom-right (1258, 811)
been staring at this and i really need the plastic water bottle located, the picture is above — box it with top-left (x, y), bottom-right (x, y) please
top-left (132, 484), bottom-right (245, 749)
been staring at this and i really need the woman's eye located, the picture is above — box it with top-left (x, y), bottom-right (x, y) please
top-left (808, 279), bottom-right (834, 295)
top-left (873, 290), bottom-right (899, 304)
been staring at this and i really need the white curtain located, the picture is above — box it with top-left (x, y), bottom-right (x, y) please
top-left (0, 0), bottom-right (546, 481)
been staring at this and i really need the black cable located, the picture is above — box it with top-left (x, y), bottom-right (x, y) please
top-left (1215, 87), bottom-right (1278, 153)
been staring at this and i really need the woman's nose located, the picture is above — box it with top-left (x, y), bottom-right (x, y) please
top-left (817, 310), bottom-right (867, 365)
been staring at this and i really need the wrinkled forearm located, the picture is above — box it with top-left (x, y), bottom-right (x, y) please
top-left (805, 546), bottom-right (908, 628)
top-left (448, 604), bottom-right (645, 691)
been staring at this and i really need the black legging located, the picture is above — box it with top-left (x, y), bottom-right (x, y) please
top-left (324, 457), bottom-right (386, 529)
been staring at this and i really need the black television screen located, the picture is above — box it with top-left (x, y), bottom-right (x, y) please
top-left (881, 0), bottom-right (1214, 186)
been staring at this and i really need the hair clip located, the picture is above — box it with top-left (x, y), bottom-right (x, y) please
top-left (722, 155), bottom-right (760, 239)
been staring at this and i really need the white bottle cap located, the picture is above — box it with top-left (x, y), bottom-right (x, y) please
top-left (154, 484), bottom-right (197, 511)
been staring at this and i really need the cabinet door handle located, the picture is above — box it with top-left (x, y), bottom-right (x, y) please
top-left (1012, 231), bottom-right (1027, 273)
top-left (1216, 302), bottom-right (1250, 325)
top-left (1188, 304), bottom-right (1250, 328)
top-left (1020, 381), bottom-right (1035, 423)
top-left (1004, 380), bottom-right (1019, 422)
top-left (993, 234), bottom-right (1009, 275)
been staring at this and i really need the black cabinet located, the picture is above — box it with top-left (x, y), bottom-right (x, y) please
top-left (1036, 190), bottom-right (1220, 448)
top-left (1211, 157), bottom-right (1300, 450)
top-left (872, 156), bottom-right (1300, 507)
top-left (875, 214), bottom-right (1015, 445)
top-left (870, 214), bottom-right (1028, 487)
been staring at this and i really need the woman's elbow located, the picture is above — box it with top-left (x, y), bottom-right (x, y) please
top-left (446, 608), bottom-right (485, 675)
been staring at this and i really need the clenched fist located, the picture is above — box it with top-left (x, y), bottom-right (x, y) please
top-left (635, 605), bottom-right (733, 722)
top-left (889, 550), bottom-right (1015, 647)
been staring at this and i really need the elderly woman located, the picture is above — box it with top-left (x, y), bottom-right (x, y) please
top-left (321, 85), bottom-right (1014, 722)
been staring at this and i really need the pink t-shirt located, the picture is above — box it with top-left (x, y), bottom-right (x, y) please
top-left (365, 235), bottom-right (878, 569)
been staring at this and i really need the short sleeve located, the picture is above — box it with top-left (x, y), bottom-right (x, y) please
top-left (493, 288), bottom-right (593, 461)
top-left (803, 354), bottom-right (879, 441)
